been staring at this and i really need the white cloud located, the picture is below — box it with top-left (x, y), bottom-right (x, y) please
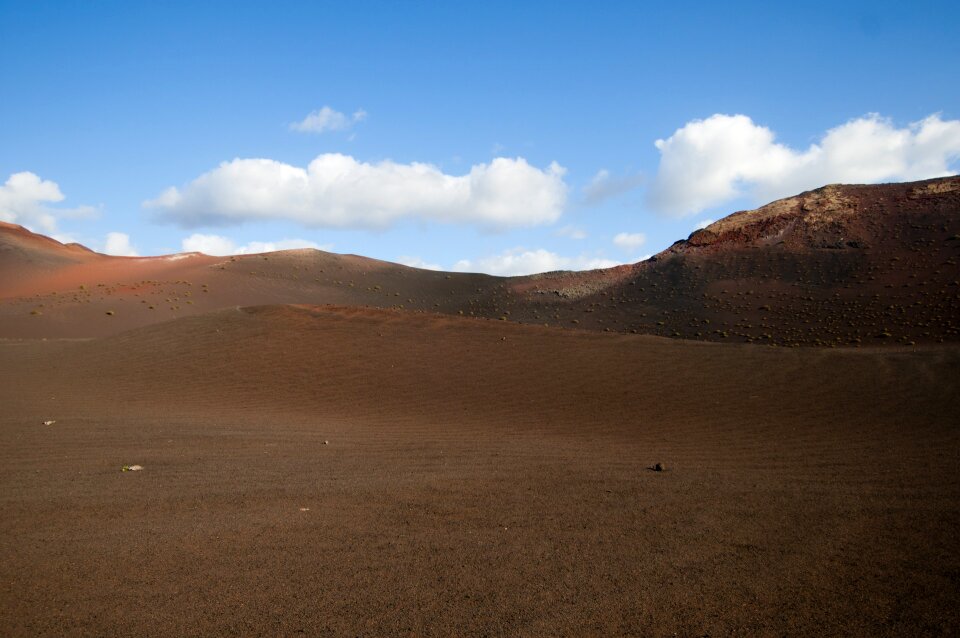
top-left (397, 256), bottom-right (443, 271)
top-left (0, 171), bottom-right (96, 233)
top-left (181, 233), bottom-right (330, 256)
top-left (147, 154), bottom-right (568, 230)
top-left (612, 232), bottom-right (647, 251)
top-left (290, 106), bottom-right (367, 134)
top-left (51, 232), bottom-right (78, 244)
top-left (241, 239), bottom-right (331, 254)
top-left (555, 225), bottom-right (587, 240)
top-left (103, 232), bottom-right (139, 256)
top-left (452, 248), bottom-right (621, 276)
top-left (648, 113), bottom-right (960, 216)
top-left (582, 168), bottom-right (644, 205)
top-left (694, 219), bottom-right (715, 230)
top-left (181, 233), bottom-right (234, 255)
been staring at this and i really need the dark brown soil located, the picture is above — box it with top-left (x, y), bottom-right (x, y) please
top-left (1, 306), bottom-right (958, 636)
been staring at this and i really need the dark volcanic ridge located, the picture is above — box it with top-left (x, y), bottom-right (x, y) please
top-left (514, 176), bottom-right (960, 346)
top-left (2, 176), bottom-right (959, 345)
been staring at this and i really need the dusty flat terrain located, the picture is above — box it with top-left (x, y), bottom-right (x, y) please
top-left (1, 305), bottom-right (958, 636)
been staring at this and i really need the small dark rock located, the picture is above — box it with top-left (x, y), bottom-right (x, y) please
top-left (653, 462), bottom-right (665, 472)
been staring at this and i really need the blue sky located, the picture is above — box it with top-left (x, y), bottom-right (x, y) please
top-left (2, 0), bottom-right (959, 274)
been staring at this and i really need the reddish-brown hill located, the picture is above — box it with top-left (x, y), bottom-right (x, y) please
top-left (0, 221), bottom-right (99, 271)
top-left (0, 230), bottom-right (506, 338)
top-left (501, 176), bottom-right (960, 346)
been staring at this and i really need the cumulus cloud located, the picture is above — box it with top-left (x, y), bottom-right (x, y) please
top-left (452, 248), bottom-right (621, 277)
top-left (694, 219), bottom-right (715, 230)
top-left (397, 256), bottom-right (443, 271)
top-left (582, 169), bottom-right (644, 205)
top-left (0, 171), bottom-right (96, 233)
top-left (181, 233), bottom-right (330, 256)
top-left (648, 113), bottom-right (960, 216)
top-left (290, 106), bottom-right (367, 133)
top-left (103, 232), bottom-right (139, 256)
top-left (146, 154), bottom-right (567, 230)
top-left (612, 232), bottom-right (647, 251)
top-left (51, 232), bottom-right (79, 244)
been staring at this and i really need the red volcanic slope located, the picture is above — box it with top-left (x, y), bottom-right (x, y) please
top-left (0, 220), bottom-right (98, 270)
top-left (0, 223), bottom-right (505, 338)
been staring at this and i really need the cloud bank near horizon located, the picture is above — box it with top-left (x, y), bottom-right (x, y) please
top-left (648, 113), bottom-right (960, 217)
top-left (452, 248), bottom-right (621, 277)
top-left (103, 232), bottom-right (139, 256)
top-left (146, 154), bottom-right (568, 231)
top-left (180, 233), bottom-right (329, 256)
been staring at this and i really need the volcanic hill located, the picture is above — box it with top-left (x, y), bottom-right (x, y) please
top-left (505, 176), bottom-right (960, 346)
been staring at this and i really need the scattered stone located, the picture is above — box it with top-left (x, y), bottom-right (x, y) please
top-left (121, 465), bottom-right (144, 472)
top-left (653, 462), bottom-right (665, 472)
top-left (42, 420), bottom-right (56, 426)
top-left (323, 440), bottom-right (329, 445)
